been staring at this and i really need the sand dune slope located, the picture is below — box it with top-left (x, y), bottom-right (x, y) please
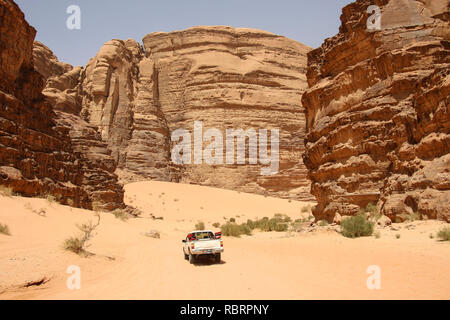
top-left (0, 181), bottom-right (449, 299)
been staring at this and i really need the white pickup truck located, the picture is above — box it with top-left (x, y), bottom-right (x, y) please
top-left (182, 230), bottom-right (223, 264)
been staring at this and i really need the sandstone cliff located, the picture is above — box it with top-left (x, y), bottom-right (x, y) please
top-left (0, 0), bottom-right (125, 210)
top-left (33, 41), bottom-right (72, 81)
top-left (40, 27), bottom-right (314, 200)
top-left (302, 0), bottom-right (450, 222)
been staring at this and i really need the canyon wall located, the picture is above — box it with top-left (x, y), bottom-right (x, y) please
top-left (41, 27), bottom-right (314, 200)
top-left (0, 0), bottom-right (125, 211)
top-left (302, 0), bottom-right (450, 222)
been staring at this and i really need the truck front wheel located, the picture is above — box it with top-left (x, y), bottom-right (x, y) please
top-left (189, 252), bottom-right (195, 264)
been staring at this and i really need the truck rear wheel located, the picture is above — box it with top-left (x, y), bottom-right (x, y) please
top-left (215, 253), bottom-right (221, 263)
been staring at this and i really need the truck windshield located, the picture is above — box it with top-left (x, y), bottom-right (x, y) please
top-left (194, 232), bottom-right (214, 240)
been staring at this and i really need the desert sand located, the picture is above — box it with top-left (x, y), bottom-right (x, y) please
top-left (0, 181), bottom-right (449, 300)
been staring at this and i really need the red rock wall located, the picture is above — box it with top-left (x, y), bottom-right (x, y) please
top-left (0, 0), bottom-right (125, 211)
top-left (302, 0), bottom-right (449, 222)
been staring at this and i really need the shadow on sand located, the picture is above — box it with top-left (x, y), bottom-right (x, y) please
top-left (192, 256), bottom-right (227, 267)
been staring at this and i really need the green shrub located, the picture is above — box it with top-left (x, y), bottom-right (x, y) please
top-left (255, 217), bottom-right (270, 231)
top-left (301, 206), bottom-right (309, 213)
top-left (246, 219), bottom-right (255, 229)
top-left (112, 209), bottom-right (129, 221)
top-left (407, 212), bottom-right (421, 222)
top-left (212, 222), bottom-right (220, 228)
top-left (195, 221), bottom-right (205, 230)
top-left (0, 223), bottom-right (11, 236)
top-left (341, 214), bottom-right (374, 238)
top-left (247, 215), bottom-right (291, 232)
top-left (273, 222), bottom-right (288, 232)
top-left (437, 227), bottom-right (450, 241)
top-left (318, 220), bottom-right (328, 227)
top-left (221, 222), bottom-right (252, 237)
top-left (362, 202), bottom-right (381, 221)
top-left (396, 234), bottom-right (401, 239)
top-left (229, 218), bottom-right (236, 223)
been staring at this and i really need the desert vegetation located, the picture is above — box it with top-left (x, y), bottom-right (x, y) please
top-left (24, 202), bottom-right (47, 217)
top-left (437, 227), bottom-right (450, 241)
top-left (220, 214), bottom-right (301, 237)
top-left (361, 203), bottom-right (381, 221)
top-left (195, 221), bottom-right (205, 230)
top-left (340, 214), bottom-right (374, 238)
top-left (63, 214), bottom-right (101, 256)
top-left (112, 209), bottom-right (129, 221)
top-left (221, 222), bottom-right (252, 237)
top-left (0, 223), bottom-right (11, 235)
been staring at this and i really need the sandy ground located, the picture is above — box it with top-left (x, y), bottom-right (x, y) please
top-left (0, 181), bottom-right (449, 300)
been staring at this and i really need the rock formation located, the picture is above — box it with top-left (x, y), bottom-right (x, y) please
top-left (302, 0), bottom-right (449, 222)
top-left (0, 0), bottom-right (125, 210)
top-left (39, 26), bottom-right (314, 200)
top-left (33, 41), bottom-right (72, 81)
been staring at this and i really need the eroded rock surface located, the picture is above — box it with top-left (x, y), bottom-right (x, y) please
top-left (302, 0), bottom-right (449, 221)
top-left (41, 27), bottom-right (314, 200)
top-left (0, 0), bottom-right (125, 210)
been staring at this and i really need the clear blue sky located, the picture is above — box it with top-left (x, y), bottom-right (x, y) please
top-left (16, 0), bottom-right (353, 67)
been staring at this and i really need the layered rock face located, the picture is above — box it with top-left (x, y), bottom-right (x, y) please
top-left (33, 41), bottom-right (72, 81)
top-left (302, 0), bottom-right (450, 221)
top-left (0, 0), bottom-right (125, 210)
top-left (43, 27), bottom-right (313, 200)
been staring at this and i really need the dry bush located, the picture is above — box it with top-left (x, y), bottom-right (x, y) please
top-left (112, 209), bottom-right (129, 221)
top-left (63, 214), bottom-right (101, 256)
top-left (195, 221), bottom-right (205, 230)
top-left (437, 227), bottom-right (450, 241)
top-left (0, 223), bottom-right (11, 236)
